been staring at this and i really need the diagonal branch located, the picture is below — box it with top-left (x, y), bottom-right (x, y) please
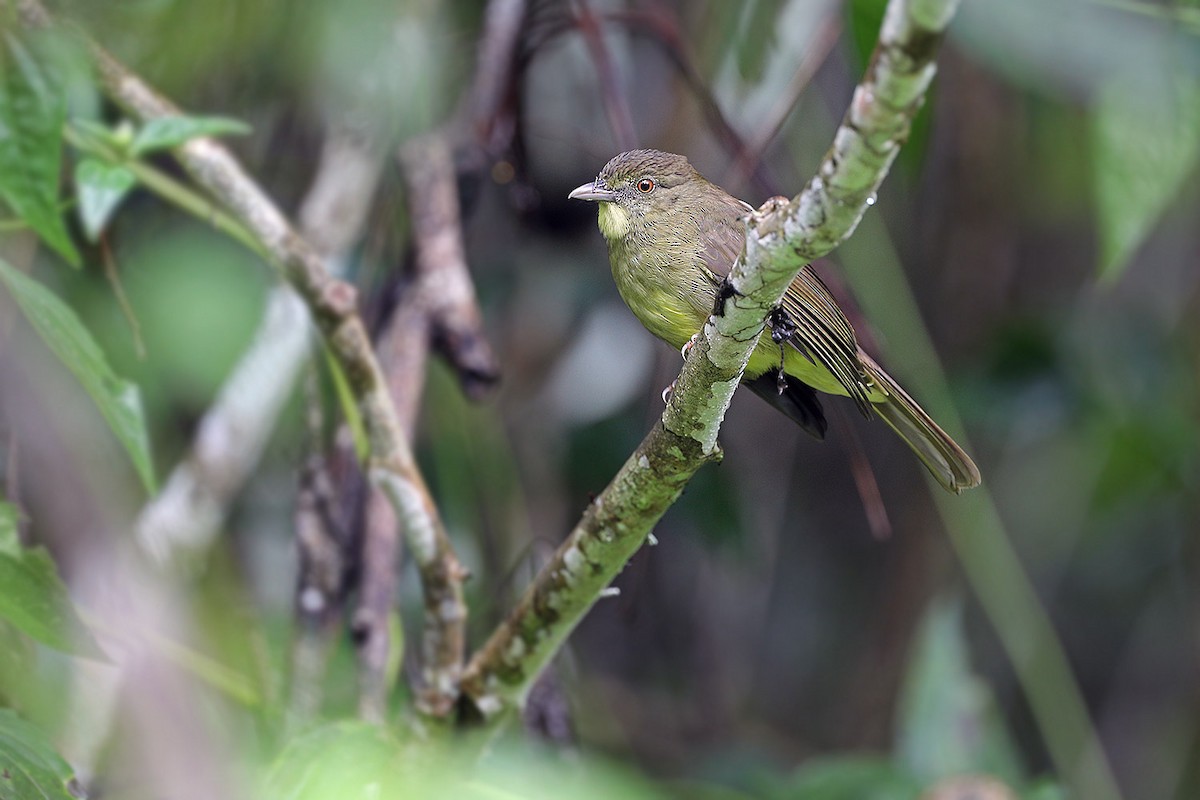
top-left (461, 0), bottom-right (960, 726)
top-left (9, 0), bottom-right (469, 718)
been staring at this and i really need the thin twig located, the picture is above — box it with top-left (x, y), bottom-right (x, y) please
top-left (288, 370), bottom-right (349, 731)
top-left (574, 0), bottom-right (638, 151)
top-left (354, 133), bottom-right (497, 718)
top-left (726, 13), bottom-right (843, 187)
top-left (606, 7), bottom-right (780, 197)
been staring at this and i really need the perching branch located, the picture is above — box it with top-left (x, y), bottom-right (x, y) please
top-left (460, 0), bottom-right (960, 725)
top-left (10, 0), bottom-right (470, 718)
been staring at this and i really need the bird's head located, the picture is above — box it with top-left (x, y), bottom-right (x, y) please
top-left (569, 149), bottom-right (704, 241)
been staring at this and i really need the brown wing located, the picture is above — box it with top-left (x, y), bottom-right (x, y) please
top-left (696, 202), bottom-right (871, 414)
top-left (781, 266), bottom-right (873, 414)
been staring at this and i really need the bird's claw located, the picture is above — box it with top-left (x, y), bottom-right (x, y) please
top-left (713, 275), bottom-right (742, 317)
top-left (681, 332), bottom-right (700, 359)
top-left (768, 306), bottom-right (798, 344)
top-left (661, 380), bottom-right (677, 404)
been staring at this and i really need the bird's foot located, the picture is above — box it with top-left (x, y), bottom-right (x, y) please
top-left (775, 368), bottom-right (787, 396)
top-left (661, 380), bottom-right (677, 404)
top-left (767, 306), bottom-right (798, 385)
top-left (680, 332), bottom-right (700, 359)
top-left (712, 275), bottom-right (742, 317)
top-left (767, 306), bottom-right (798, 344)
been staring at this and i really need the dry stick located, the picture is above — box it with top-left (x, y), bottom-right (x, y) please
top-left (11, 0), bottom-right (469, 719)
top-left (288, 369), bottom-right (350, 731)
top-left (469, 0), bottom-right (529, 150)
top-left (353, 135), bottom-right (497, 719)
top-left (461, 0), bottom-right (963, 724)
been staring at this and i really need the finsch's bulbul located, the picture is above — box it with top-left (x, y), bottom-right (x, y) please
top-left (569, 149), bottom-right (980, 493)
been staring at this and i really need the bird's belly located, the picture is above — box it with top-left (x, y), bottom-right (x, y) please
top-left (610, 255), bottom-right (709, 351)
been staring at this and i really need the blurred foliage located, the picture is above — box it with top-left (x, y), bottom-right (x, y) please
top-left (0, 0), bottom-right (1198, 799)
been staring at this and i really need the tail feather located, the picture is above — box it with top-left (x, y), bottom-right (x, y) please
top-left (860, 353), bottom-right (981, 494)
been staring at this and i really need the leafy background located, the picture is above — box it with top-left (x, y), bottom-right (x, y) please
top-left (0, 0), bottom-right (1198, 798)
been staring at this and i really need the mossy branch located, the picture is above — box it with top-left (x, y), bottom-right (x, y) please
top-left (459, 0), bottom-right (961, 724)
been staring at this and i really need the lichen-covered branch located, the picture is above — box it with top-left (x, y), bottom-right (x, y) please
top-left (10, 0), bottom-right (469, 718)
top-left (460, 0), bottom-right (961, 725)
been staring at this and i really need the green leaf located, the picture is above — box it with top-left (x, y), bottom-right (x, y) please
top-left (264, 722), bottom-right (415, 800)
top-left (74, 158), bottom-right (136, 241)
top-left (894, 596), bottom-right (1023, 785)
top-left (0, 259), bottom-right (156, 493)
top-left (778, 756), bottom-right (919, 800)
top-left (0, 32), bottom-right (80, 266)
top-left (0, 709), bottom-right (80, 800)
top-left (129, 114), bottom-right (251, 157)
top-left (1093, 72), bottom-right (1200, 280)
top-left (0, 502), bottom-right (103, 658)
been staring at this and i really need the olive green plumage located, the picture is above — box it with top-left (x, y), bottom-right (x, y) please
top-left (570, 149), bottom-right (980, 494)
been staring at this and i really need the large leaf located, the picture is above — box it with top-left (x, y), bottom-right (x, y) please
top-left (894, 596), bottom-right (1023, 785)
top-left (0, 502), bottom-right (103, 659)
top-left (263, 722), bottom-right (417, 800)
top-left (777, 756), bottom-right (920, 800)
top-left (0, 710), bottom-right (80, 800)
top-left (1093, 72), bottom-right (1200, 280)
top-left (129, 114), bottom-right (250, 157)
top-left (0, 32), bottom-right (79, 266)
top-left (74, 157), bottom-right (136, 241)
top-left (0, 259), bottom-right (156, 493)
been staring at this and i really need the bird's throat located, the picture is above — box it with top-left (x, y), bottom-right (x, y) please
top-left (597, 201), bottom-right (631, 240)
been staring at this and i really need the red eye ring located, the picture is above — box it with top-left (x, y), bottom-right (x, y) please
top-left (636, 178), bottom-right (654, 193)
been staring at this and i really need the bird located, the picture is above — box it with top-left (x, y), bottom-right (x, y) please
top-left (568, 149), bottom-right (980, 493)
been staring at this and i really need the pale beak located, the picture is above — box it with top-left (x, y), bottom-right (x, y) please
top-left (568, 180), bottom-right (616, 202)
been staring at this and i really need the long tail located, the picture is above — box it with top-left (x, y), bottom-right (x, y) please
top-left (860, 353), bottom-right (981, 494)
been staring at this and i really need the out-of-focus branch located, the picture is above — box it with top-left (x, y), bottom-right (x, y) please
top-left (354, 134), bottom-right (498, 719)
top-left (133, 118), bottom-right (389, 568)
top-left (288, 368), bottom-right (350, 730)
top-left (574, 0), bottom-right (638, 151)
top-left (11, 0), bottom-right (470, 718)
top-left (469, 0), bottom-right (528, 150)
top-left (727, 13), bottom-right (843, 186)
top-left (461, 0), bottom-right (963, 725)
top-left (607, 6), bottom-right (780, 197)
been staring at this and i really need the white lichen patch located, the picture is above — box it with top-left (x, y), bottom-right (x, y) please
top-left (474, 693), bottom-right (504, 717)
top-left (638, 454), bottom-right (650, 469)
top-left (505, 635), bottom-right (526, 663)
top-left (373, 469), bottom-right (438, 564)
top-left (690, 376), bottom-right (739, 453)
top-left (562, 544), bottom-right (586, 576)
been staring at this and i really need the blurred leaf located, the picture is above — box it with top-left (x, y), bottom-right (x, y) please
top-left (74, 157), bottom-right (136, 241)
top-left (1022, 778), bottom-right (1068, 800)
top-left (264, 722), bottom-right (431, 800)
top-left (776, 756), bottom-right (919, 800)
top-left (1093, 73), bottom-right (1200, 279)
top-left (0, 502), bottom-right (103, 658)
top-left (129, 114), bottom-right (251, 157)
top-left (0, 709), bottom-right (80, 800)
top-left (895, 596), bottom-right (1023, 785)
top-left (0, 32), bottom-right (80, 266)
top-left (0, 258), bottom-right (156, 493)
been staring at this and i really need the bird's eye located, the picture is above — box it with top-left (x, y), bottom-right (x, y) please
top-left (636, 178), bottom-right (655, 193)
